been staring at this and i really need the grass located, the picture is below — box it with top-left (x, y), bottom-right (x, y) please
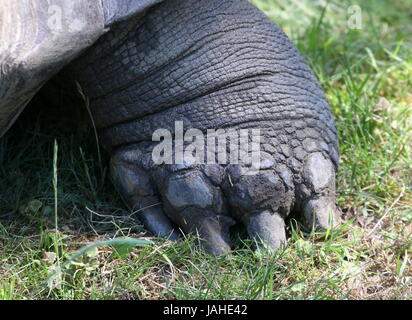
top-left (0, 0), bottom-right (411, 300)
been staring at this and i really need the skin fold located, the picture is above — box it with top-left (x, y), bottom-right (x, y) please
top-left (67, 0), bottom-right (340, 255)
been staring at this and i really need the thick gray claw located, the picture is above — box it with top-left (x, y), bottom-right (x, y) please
top-left (184, 212), bottom-right (235, 256)
top-left (303, 198), bottom-right (340, 231)
top-left (244, 210), bottom-right (286, 251)
top-left (136, 206), bottom-right (181, 240)
top-left (110, 148), bottom-right (180, 240)
top-left (158, 168), bottom-right (234, 255)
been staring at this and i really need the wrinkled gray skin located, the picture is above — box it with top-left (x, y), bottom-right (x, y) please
top-left (1, 0), bottom-right (340, 255)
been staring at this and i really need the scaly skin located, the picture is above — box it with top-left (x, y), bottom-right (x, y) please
top-left (68, 0), bottom-right (340, 255)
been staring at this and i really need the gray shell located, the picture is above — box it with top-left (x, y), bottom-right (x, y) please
top-left (0, 0), bottom-right (162, 137)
